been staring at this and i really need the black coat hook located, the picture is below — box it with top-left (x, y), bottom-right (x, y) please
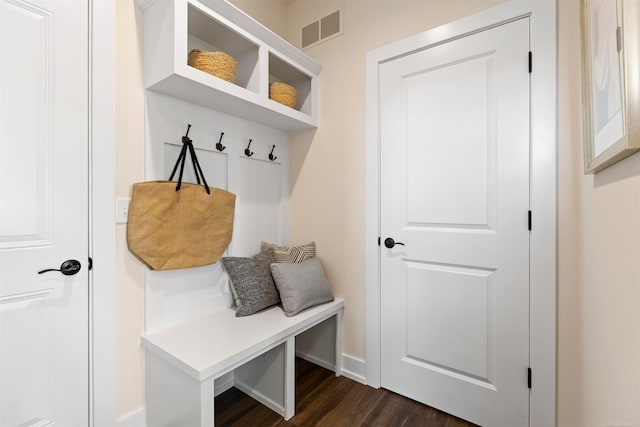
top-left (245, 139), bottom-right (254, 157)
top-left (268, 145), bottom-right (277, 161)
top-left (216, 132), bottom-right (226, 152)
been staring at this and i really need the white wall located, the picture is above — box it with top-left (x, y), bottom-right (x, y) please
top-left (143, 92), bottom-right (291, 332)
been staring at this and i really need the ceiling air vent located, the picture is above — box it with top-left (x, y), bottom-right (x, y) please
top-left (301, 8), bottom-right (342, 49)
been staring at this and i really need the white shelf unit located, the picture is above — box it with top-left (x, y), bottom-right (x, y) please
top-left (137, 0), bottom-right (321, 131)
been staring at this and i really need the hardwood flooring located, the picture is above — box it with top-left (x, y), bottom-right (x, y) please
top-left (215, 358), bottom-right (476, 427)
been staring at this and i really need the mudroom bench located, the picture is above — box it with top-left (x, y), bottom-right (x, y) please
top-left (142, 298), bottom-right (344, 427)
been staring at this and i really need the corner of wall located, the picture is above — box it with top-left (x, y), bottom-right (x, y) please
top-left (115, 0), bottom-right (147, 419)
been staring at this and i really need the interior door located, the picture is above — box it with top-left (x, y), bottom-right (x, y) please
top-left (379, 18), bottom-right (530, 427)
top-left (0, 0), bottom-right (89, 425)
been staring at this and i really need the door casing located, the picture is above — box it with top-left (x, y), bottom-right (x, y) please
top-left (89, 0), bottom-right (116, 426)
top-left (364, 1), bottom-right (557, 426)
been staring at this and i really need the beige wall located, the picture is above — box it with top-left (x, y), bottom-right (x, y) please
top-left (115, 0), bottom-right (145, 419)
top-left (557, 1), bottom-right (640, 426)
top-left (227, 0), bottom-right (289, 38)
top-left (114, 0), bottom-right (640, 424)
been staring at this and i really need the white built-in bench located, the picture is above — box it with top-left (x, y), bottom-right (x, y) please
top-left (141, 298), bottom-right (344, 427)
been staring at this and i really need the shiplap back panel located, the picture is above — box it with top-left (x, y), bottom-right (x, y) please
top-left (144, 92), bottom-right (290, 333)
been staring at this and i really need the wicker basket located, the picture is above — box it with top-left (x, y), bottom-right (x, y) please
top-left (188, 49), bottom-right (237, 83)
top-left (269, 82), bottom-right (297, 109)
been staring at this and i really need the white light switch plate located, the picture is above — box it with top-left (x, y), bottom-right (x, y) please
top-left (115, 197), bottom-right (131, 224)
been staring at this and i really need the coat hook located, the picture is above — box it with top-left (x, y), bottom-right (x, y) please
top-left (245, 139), bottom-right (254, 157)
top-left (216, 132), bottom-right (226, 152)
top-left (182, 124), bottom-right (192, 144)
top-left (268, 145), bottom-right (277, 161)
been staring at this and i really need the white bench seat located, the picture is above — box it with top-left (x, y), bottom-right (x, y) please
top-left (142, 298), bottom-right (344, 426)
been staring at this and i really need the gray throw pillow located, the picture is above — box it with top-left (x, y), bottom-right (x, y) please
top-left (222, 249), bottom-right (280, 317)
top-left (261, 241), bottom-right (316, 263)
top-left (270, 257), bottom-right (334, 317)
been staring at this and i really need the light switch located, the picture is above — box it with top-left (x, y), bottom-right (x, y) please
top-left (115, 197), bottom-right (130, 224)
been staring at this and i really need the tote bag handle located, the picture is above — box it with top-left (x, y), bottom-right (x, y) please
top-left (168, 124), bottom-right (211, 194)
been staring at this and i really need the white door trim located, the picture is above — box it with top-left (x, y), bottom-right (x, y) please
top-left (364, 1), bottom-right (557, 426)
top-left (89, 0), bottom-right (116, 426)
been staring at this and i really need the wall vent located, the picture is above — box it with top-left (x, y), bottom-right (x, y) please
top-left (301, 8), bottom-right (342, 49)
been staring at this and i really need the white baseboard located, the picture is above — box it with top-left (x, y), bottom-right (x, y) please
top-left (234, 378), bottom-right (285, 417)
top-left (117, 408), bottom-right (146, 427)
top-left (341, 354), bottom-right (367, 385)
top-left (295, 351), bottom-right (367, 385)
top-left (214, 371), bottom-right (235, 397)
top-left (295, 350), bottom-right (334, 371)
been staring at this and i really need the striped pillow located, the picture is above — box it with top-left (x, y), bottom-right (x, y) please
top-left (260, 241), bottom-right (315, 263)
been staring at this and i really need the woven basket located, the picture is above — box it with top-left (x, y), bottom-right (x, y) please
top-left (269, 82), bottom-right (297, 109)
top-left (188, 49), bottom-right (236, 83)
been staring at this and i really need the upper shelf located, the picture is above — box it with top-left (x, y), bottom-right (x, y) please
top-left (136, 0), bottom-right (321, 131)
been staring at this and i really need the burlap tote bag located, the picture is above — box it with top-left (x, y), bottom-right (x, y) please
top-left (127, 127), bottom-right (236, 270)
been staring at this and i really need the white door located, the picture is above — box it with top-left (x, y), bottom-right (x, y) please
top-left (0, 0), bottom-right (89, 425)
top-left (380, 18), bottom-right (530, 427)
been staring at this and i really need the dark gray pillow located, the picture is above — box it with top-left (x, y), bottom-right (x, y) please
top-left (270, 257), bottom-right (334, 317)
top-left (222, 249), bottom-right (280, 317)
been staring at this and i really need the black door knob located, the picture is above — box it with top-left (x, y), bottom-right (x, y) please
top-left (384, 238), bottom-right (405, 249)
top-left (38, 259), bottom-right (82, 276)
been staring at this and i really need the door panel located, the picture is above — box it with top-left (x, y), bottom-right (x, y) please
top-left (0, 0), bottom-right (89, 425)
top-left (0, 0), bottom-right (53, 248)
top-left (405, 262), bottom-right (493, 382)
top-left (380, 18), bottom-right (530, 427)
top-left (405, 53), bottom-right (494, 229)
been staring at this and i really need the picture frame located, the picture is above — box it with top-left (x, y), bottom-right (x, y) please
top-left (581, 0), bottom-right (640, 174)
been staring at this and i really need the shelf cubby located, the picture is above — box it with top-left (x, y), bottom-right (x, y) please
top-left (137, 0), bottom-right (321, 131)
top-left (268, 52), bottom-right (313, 115)
top-left (187, 3), bottom-right (259, 93)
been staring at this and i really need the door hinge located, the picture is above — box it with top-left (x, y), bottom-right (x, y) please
top-left (528, 51), bottom-right (532, 73)
top-left (528, 367), bottom-right (532, 389)
top-left (88, 257), bottom-right (93, 271)
top-left (528, 210), bottom-right (532, 231)
top-left (378, 236), bottom-right (381, 246)
top-left (616, 26), bottom-right (622, 52)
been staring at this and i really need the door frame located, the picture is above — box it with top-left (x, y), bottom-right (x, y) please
top-left (89, 0), bottom-right (116, 426)
top-left (364, 1), bottom-right (557, 426)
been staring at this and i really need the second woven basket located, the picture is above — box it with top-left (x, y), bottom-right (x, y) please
top-left (269, 82), bottom-right (297, 109)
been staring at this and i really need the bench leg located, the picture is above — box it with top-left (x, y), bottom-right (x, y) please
top-left (200, 378), bottom-right (215, 427)
top-left (284, 336), bottom-right (296, 420)
top-left (145, 351), bottom-right (215, 427)
top-left (335, 308), bottom-right (344, 377)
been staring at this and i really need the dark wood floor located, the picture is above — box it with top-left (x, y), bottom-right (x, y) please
top-left (215, 358), bottom-right (476, 427)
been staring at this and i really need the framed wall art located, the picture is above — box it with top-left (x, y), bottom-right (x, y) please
top-left (581, 0), bottom-right (640, 173)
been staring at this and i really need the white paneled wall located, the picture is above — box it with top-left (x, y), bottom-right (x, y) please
top-left (144, 92), bottom-right (290, 333)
